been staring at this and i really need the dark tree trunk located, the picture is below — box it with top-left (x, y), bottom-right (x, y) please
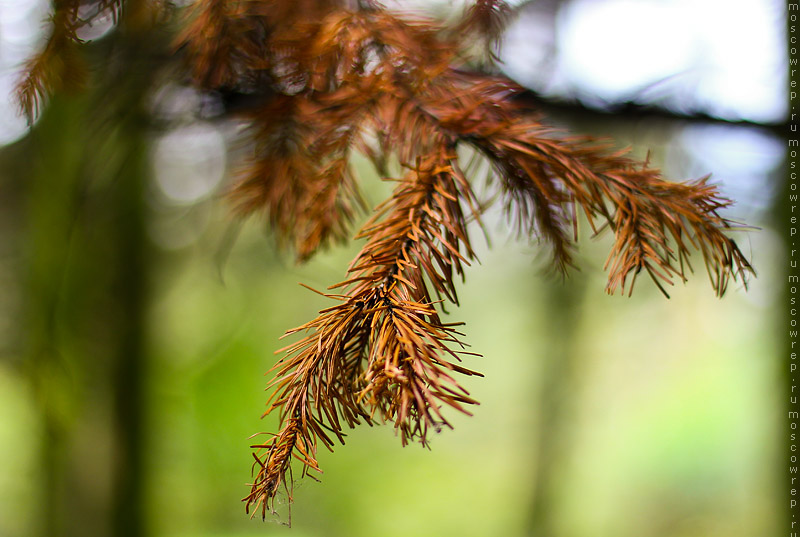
top-left (22, 22), bottom-right (163, 537)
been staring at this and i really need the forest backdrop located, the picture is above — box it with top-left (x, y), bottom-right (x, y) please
top-left (0, 0), bottom-right (787, 536)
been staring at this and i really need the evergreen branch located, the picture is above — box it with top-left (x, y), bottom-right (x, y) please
top-left (244, 147), bottom-right (484, 519)
top-left (230, 6), bottom-right (754, 517)
top-left (418, 72), bottom-right (753, 295)
top-left (13, 0), bottom-right (756, 520)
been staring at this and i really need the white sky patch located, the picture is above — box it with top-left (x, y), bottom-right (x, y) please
top-left (681, 124), bottom-right (784, 176)
top-left (0, 0), bottom-right (50, 145)
top-left (670, 124), bottom-right (783, 218)
top-left (559, 0), bottom-right (694, 100)
top-left (502, 8), bottom-right (556, 90)
top-left (682, 0), bottom-right (787, 122)
top-left (0, 75), bottom-right (28, 146)
top-left (554, 0), bottom-right (786, 122)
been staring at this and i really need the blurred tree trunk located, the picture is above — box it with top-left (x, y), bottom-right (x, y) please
top-left (527, 275), bottom-right (587, 537)
top-left (25, 94), bottom-right (92, 537)
top-left (22, 23), bottom-right (162, 537)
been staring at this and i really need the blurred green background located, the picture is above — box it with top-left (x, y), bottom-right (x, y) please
top-left (0, 1), bottom-right (786, 536)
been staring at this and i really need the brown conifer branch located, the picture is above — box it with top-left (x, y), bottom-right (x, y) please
top-left (412, 72), bottom-right (753, 296)
top-left (213, 7), bottom-right (461, 260)
top-left (14, 0), bottom-right (755, 521)
top-left (477, 130), bottom-right (753, 296)
top-left (245, 145), bottom-right (484, 518)
top-left (234, 7), bottom-right (753, 517)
